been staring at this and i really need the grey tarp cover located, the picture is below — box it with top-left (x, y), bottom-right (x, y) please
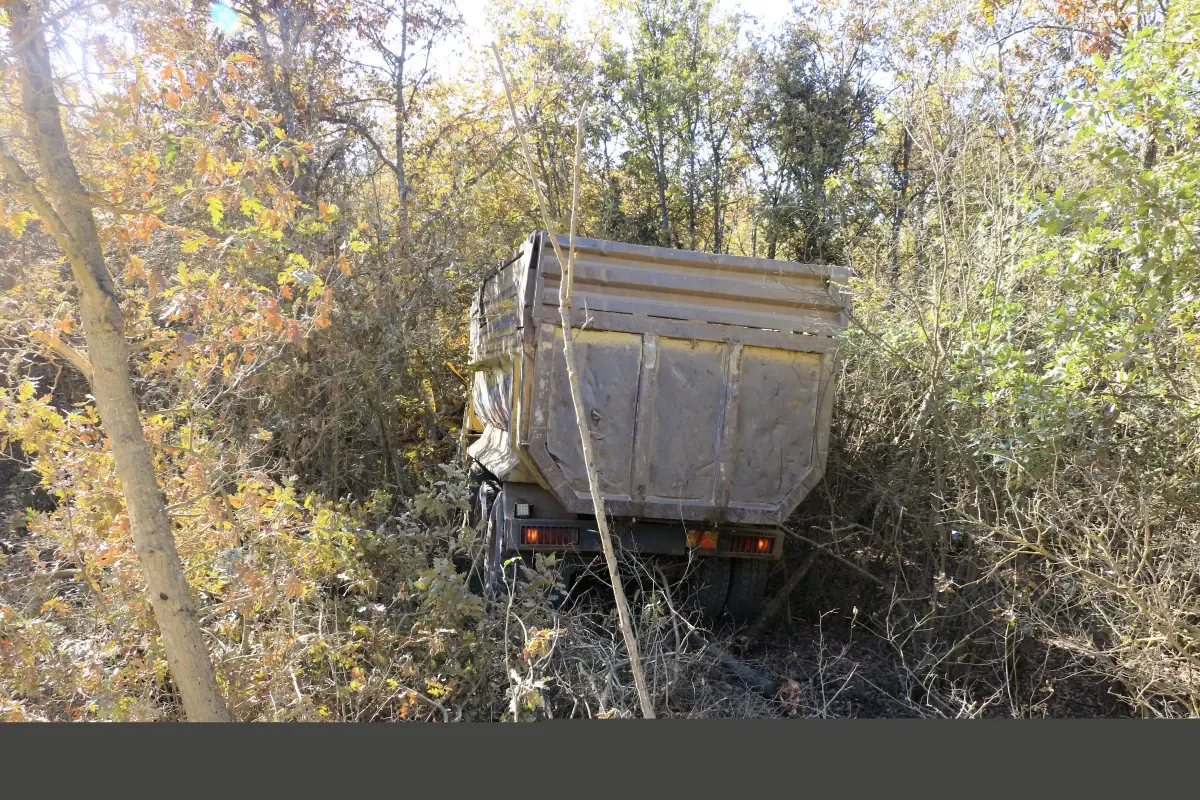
top-left (467, 365), bottom-right (522, 478)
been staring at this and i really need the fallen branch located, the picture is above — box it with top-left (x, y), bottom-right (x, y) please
top-left (0, 569), bottom-right (82, 592)
top-left (687, 629), bottom-right (777, 697)
top-left (782, 525), bottom-right (887, 588)
top-left (444, 360), bottom-right (470, 388)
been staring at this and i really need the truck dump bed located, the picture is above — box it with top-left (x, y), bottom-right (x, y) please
top-left (466, 231), bottom-right (851, 527)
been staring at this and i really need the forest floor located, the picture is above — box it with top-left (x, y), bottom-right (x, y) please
top-left (0, 459), bottom-right (1124, 719)
top-left (722, 559), bottom-right (1127, 719)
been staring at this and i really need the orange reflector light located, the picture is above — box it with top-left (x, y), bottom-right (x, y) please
top-left (725, 533), bottom-right (775, 554)
top-left (687, 530), bottom-right (718, 550)
top-left (520, 526), bottom-right (578, 547)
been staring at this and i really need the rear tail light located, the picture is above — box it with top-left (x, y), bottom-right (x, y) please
top-left (687, 530), bottom-right (719, 550)
top-left (726, 534), bottom-right (774, 554)
top-left (520, 526), bottom-right (579, 546)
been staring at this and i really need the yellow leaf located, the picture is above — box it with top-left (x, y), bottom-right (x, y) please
top-left (40, 598), bottom-right (70, 618)
top-left (256, 428), bottom-right (273, 440)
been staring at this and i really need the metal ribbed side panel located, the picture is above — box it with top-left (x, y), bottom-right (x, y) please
top-left (534, 234), bottom-right (850, 342)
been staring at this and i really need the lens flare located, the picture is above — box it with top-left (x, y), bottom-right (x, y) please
top-left (210, 3), bottom-right (240, 35)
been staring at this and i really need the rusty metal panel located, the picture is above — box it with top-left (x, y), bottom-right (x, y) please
top-left (539, 328), bottom-right (641, 502)
top-left (536, 234), bottom-right (849, 340)
top-left (727, 347), bottom-right (822, 508)
top-left (629, 334), bottom-right (659, 506)
top-left (711, 343), bottom-right (744, 517)
top-left (558, 307), bottom-right (839, 354)
top-left (469, 255), bottom-right (524, 367)
top-left (645, 338), bottom-right (727, 502)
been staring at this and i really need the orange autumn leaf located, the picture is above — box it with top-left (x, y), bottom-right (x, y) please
top-left (125, 254), bottom-right (146, 281)
top-left (165, 90), bottom-right (181, 109)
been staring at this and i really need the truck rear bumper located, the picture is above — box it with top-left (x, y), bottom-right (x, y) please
top-left (502, 516), bottom-right (783, 561)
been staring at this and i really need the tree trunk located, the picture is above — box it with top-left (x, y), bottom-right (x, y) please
top-left (554, 127), bottom-right (655, 720)
top-left (687, 146), bottom-right (697, 251)
top-left (889, 126), bottom-right (912, 281)
top-left (710, 138), bottom-right (724, 254)
top-left (494, 45), bottom-right (655, 717)
top-left (5, 1), bottom-right (230, 722)
top-left (653, 116), bottom-right (671, 247)
top-left (394, 0), bottom-right (410, 250)
top-left (766, 193), bottom-right (780, 260)
top-left (712, 177), bottom-right (722, 254)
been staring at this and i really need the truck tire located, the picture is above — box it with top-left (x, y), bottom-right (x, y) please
top-left (725, 558), bottom-right (771, 622)
top-left (690, 557), bottom-right (731, 621)
top-left (481, 497), bottom-right (506, 600)
top-left (466, 479), bottom-right (501, 596)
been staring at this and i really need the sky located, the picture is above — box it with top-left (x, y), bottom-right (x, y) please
top-left (428, 0), bottom-right (797, 75)
top-left (448, 0), bottom-right (796, 40)
top-left (198, 1), bottom-right (799, 80)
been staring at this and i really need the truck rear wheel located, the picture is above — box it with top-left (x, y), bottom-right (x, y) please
top-left (725, 559), bottom-right (771, 622)
top-left (690, 557), bottom-right (731, 620)
top-left (466, 478), bottom-right (504, 598)
top-left (481, 491), bottom-right (519, 601)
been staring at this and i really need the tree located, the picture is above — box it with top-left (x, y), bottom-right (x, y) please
top-left (743, 6), bottom-right (876, 263)
top-left (0, 0), bottom-right (230, 721)
top-left (349, 0), bottom-right (460, 252)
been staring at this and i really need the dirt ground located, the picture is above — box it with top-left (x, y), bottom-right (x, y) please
top-left (721, 552), bottom-right (1129, 719)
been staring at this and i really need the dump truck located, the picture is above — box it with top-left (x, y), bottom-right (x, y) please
top-left (461, 231), bottom-right (852, 619)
